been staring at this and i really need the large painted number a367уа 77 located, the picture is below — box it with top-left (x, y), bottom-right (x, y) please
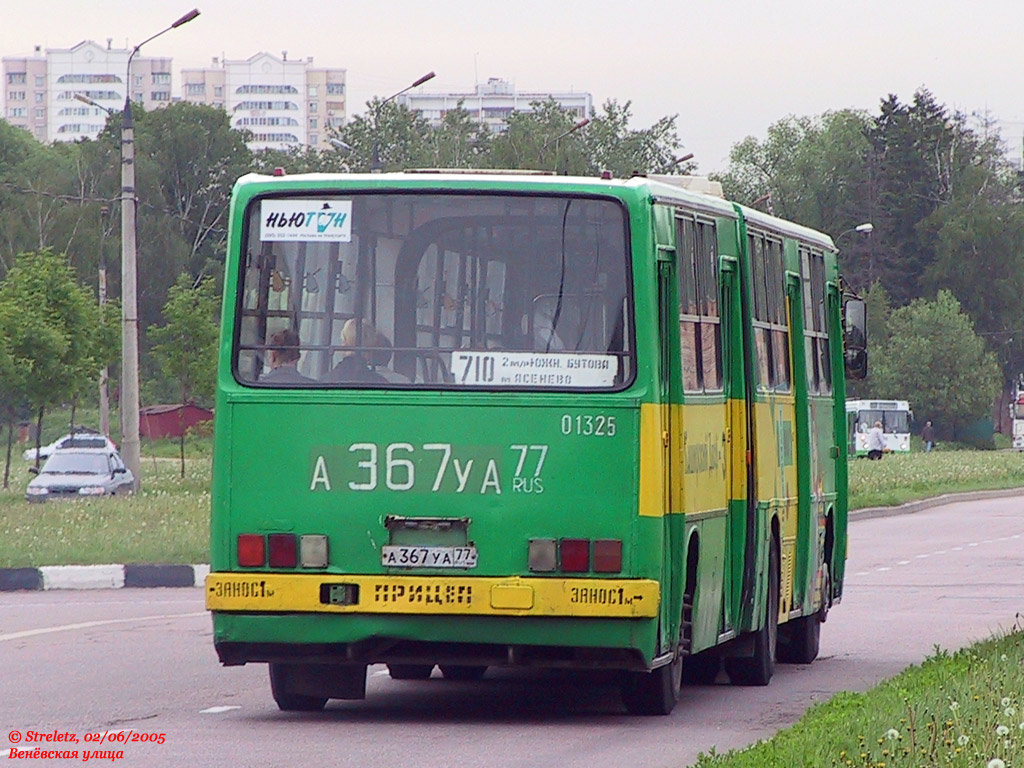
top-left (206, 170), bottom-right (867, 715)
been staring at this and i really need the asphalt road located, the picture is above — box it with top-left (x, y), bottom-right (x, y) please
top-left (2, 494), bottom-right (1021, 767)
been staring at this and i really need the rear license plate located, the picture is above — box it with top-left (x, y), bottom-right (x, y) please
top-left (381, 545), bottom-right (478, 569)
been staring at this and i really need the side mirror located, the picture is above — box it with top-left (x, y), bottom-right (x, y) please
top-left (28, 466), bottom-right (39, 475)
top-left (843, 298), bottom-right (868, 379)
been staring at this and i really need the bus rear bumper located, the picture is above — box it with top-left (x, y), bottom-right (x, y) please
top-left (206, 572), bottom-right (661, 671)
top-left (205, 572), bottom-right (659, 619)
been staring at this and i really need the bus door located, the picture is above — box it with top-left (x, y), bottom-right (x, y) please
top-left (658, 258), bottom-right (682, 646)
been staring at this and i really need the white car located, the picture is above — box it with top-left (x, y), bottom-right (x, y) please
top-left (25, 447), bottom-right (134, 502)
top-left (23, 431), bottom-right (117, 462)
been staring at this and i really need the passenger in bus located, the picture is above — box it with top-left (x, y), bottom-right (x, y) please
top-left (259, 329), bottom-right (313, 385)
top-left (323, 319), bottom-right (386, 384)
top-left (528, 302), bottom-right (566, 352)
top-left (866, 420), bottom-right (886, 460)
top-left (367, 330), bottom-right (411, 384)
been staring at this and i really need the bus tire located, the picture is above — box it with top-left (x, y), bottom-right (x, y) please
top-left (269, 664), bottom-right (328, 711)
top-left (387, 664), bottom-right (434, 680)
top-left (725, 537), bottom-right (779, 686)
top-left (621, 653), bottom-right (682, 715)
top-left (777, 562), bottom-right (828, 664)
top-left (439, 665), bottom-right (487, 681)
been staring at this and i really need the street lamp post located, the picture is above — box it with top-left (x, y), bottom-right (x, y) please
top-left (542, 118), bottom-right (590, 173)
top-left (371, 71), bottom-right (435, 172)
top-left (119, 8), bottom-right (200, 489)
top-left (98, 205), bottom-right (110, 438)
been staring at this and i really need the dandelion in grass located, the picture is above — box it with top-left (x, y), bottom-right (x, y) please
top-left (884, 728), bottom-right (899, 741)
top-left (957, 735), bottom-right (969, 746)
top-left (1005, 706), bottom-right (1016, 717)
top-left (987, 759), bottom-right (1005, 768)
top-left (950, 700), bottom-right (960, 712)
top-left (996, 725), bottom-right (1009, 736)
top-left (1002, 697), bottom-right (1012, 707)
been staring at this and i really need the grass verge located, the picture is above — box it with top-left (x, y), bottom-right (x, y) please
top-left (848, 450), bottom-right (1024, 509)
top-left (0, 453), bottom-right (210, 568)
top-left (1, 444), bottom-right (1022, 567)
top-left (691, 624), bottom-right (1024, 768)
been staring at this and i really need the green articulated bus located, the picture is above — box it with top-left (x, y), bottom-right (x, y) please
top-left (205, 170), bottom-right (868, 715)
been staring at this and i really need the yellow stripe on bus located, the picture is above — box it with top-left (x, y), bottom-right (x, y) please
top-left (638, 403), bottom-right (665, 517)
top-left (206, 573), bottom-right (660, 618)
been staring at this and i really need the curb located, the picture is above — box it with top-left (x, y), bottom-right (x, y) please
top-left (2, 488), bottom-right (1023, 592)
top-left (0, 563), bottom-right (210, 592)
top-left (849, 486), bottom-right (1024, 521)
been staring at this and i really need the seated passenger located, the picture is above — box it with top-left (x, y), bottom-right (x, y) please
top-left (368, 331), bottom-right (411, 384)
top-left (259, 329), bottom-right (313, 384)
top-left (323, 319), bottom-right (386, 384)
top-left (530, 304), bottom-right (566, 351)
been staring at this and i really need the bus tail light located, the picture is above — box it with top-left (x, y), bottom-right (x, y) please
top-left (593, 539), bottom-right (623, 573)
top-left (237, 534), bottom-right (265, 567)
top-left (528, 538), bottom-right (557, 572)
top-left (268, 534), bottom-right (297, 568)
top-left (560, 538), bottom-right (590, 572)
top-left (300, 535), bottom-right (329, 568)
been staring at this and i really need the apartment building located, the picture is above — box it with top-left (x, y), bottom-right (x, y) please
top-left (3, 41), bottom-right (172, 143)
top-left (397, 77), bottom-right (592, 132)
top-left (181, 52), bottom-right (346, 151)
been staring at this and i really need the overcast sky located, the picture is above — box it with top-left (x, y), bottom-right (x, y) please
top-left (2, 0), bottom-right (1022, 173)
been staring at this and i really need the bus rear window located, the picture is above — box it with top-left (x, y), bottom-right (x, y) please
top-left (235, 193), bottom-right (633, 390)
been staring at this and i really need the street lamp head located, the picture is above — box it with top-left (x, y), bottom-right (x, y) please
top-left (172, 8), bottom-right (201, 27)
top-left (411, 71), bottom-right (436, 88)
top-left (74, 93), bottom-right (113, 114)
top-left (329, 138), bottom-right (353, 152)
top-left (855, 222), bottom-right (874, 233)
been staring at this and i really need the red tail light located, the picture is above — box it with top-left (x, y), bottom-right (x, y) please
top-left (237, 534), bottom-right (265, 567)
top-left (560, 538), bottom-right (590, 572)
top-left (593, 539), bottom-right (623, 573)
top-left (268, 534), bottom-right (297, 568)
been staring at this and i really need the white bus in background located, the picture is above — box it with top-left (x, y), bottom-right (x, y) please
top-left (846, 399), bottom-right (913, 457)
top-left (1011, 376), bottom-right (1024, 451)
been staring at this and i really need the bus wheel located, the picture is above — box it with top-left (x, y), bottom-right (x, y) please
top-left (777, 562), bottom-right (828, 664)
top-left (439, 665), bottom-right (487, 681)
top-left (269, 664), bottom-right (328, 711)
top-left (621, 653), bottom-right (682, 715)
top-left (387, 664), bottom-right (435, 680)
top-left (725, 537), bottom-right (779, 686)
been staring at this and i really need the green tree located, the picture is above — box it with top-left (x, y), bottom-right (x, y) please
top-left (0, 298), bottom-right (66, 486)
top-left (134, 102), bottom-right (253, 277)
top-left (582, 100), bottom-right (690, 179)
top-left (871, 290), bottom-right (1000, 444)
top-left (489, 99), bottom-right (592, 174)
top-left (0, 249), bottom-right (105, 467)
top-left (332, 100), bottom-right (432, 172)
top-left (148, 274), bottom-right (219, 476)
top-left (424, 105), bottom-right (493, 169)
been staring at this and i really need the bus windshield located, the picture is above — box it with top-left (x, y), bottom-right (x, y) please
top-left (858, 409), bottom-right (910, 433)
top-left (235, 192), bottom-right (632, 390)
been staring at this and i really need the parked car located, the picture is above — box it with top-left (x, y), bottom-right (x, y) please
top-left (22, 430), bottom-right (117, 462)
top-left (25, 447), bottom-right (134, 502)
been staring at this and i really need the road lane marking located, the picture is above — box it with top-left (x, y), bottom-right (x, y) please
top-left (0, 612), bottom-right (207, 643)
top-left (200, 706), bottom-right (241, 714)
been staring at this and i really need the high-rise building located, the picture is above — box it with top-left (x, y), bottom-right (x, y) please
top-left (181, 52), bottom-right (346, 152)
top-left (397, 77), bottom-right (592, 132)
top-left (3, 40), bottom-right (173, 143)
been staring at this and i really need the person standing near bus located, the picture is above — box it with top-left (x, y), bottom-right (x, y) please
top-left (921, 420), bottom-right (936, 452)
top-left (867, 420), bottom-right (886, 460)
